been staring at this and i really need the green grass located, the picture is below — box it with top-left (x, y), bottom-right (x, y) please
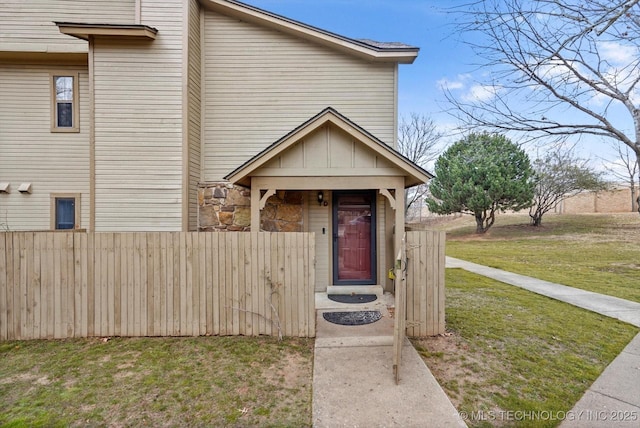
top-left (0, 336), bottom-right (313, 427)
top-left (444, 213), bottom-right (640, 302)
top-left (414, 269), bottom-right (638, 428)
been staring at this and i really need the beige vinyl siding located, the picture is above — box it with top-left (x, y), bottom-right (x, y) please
top-left (92, 1), bottom-right (184, 231)
top-left (186, 0), bottom-right (202, 231)
top-left (0, 0), bottom-right (135, 53)
top-left (0, 65), bottom-right (90, 230)
top-left (202, 10), bottom-right (397, 181)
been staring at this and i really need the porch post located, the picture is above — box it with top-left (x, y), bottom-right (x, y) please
top-left (250, 183), bottom-right (261, 232)
top-left (392, 183), bottom-right (406, 383)
top-left (394, 185), bottom-right (405, 262)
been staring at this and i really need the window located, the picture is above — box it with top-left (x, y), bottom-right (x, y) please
top-left (50, 194), bottom-right (81, 230)
top-left (51, 73), bottom-right (79, 132)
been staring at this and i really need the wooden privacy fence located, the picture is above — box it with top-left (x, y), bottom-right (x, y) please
top-left (405, 230), bottom-right (446, 336)
top-left (0, 232), bottom-right (315, 340)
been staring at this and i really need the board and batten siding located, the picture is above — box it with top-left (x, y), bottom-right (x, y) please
top-left (0, 0), bottom-right (135, 53)
top-left (0, 65), bottom-right (90, 231)
top-left (92, 1), bottom-right (185, 231)
top-left (202, 10), bottom-right (397, 181)
top-left (186, 0), bottom-right (202, 231)
top-left (259, 123), bottom-right (399, 177)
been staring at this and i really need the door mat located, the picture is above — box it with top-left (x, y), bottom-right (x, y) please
top-left (322, 310), bottom-right (382, 326)
top-left (328, 294), bottom-right (377, 304)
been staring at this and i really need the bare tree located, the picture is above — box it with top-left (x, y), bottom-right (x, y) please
top-left (446, 0), bottom-right (640, 213)
top-left (530, 146), bottom-right (607, 226)
top-left (397, 113), bottom-right (442, 218)
top-left (602, 144), bottom-right (639, 212)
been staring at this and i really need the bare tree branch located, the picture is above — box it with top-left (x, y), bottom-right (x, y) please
top-left (601, 143), bottom-right (639, 211)
top-left (529, 145), bottom-right (608, 225)
top-left (396, 113), bottom-right (443, 217)
top-left (447, 0), bottom-right (640, 206)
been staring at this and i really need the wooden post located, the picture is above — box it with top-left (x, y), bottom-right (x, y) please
top-left (392, 235), bottom-right (406, 384)
top-left (251, 184), bottom-right (261, 232)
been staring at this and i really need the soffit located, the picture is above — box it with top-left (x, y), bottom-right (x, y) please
top-left (55, 22), bottom-right (158, 41)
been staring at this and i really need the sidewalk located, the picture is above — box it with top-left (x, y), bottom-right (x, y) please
top-left (312, 293), bottom-right (467, 427)
top-left (446, 257), bottom-right (640, 327)
top-left (561, 334), bottom-right (640, 428)
top-left (447, 257), bottom-right (640, 427)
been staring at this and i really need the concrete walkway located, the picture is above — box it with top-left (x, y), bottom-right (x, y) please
top-left (446, 257), bottom-right (640, 327)
top-left (312, 292), bottom-right (467, 427)
top-left (447, 257), bottom-right (640, 427)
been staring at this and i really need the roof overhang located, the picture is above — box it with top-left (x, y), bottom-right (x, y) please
top-left (55, 22), bottom-right (158, 41)
top-left (199, 0), bottom-right (419, 64)
top-left (0, 50), bottom-right (87, 65)
top-left (225, 107), bottom-right (433, 188)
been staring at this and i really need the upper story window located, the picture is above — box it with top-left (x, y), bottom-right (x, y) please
top-left (51, 73), bottom-right (79, 132)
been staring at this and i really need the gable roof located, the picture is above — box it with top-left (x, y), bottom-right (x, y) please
top-left (200, 0), bottom-right (419, 63)
top-left (225, 107), bottom-right (433, 188)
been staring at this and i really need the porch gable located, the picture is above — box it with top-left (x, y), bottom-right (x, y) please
top-left (224, 107), bottom-right (432, 188)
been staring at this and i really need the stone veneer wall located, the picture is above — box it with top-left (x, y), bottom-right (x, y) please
top-left (198, 183), bottom-right (251, 231)
top-left (261, 190), bottom-right (303, 232)
top-left (198, 183), bottom-right (303, 232)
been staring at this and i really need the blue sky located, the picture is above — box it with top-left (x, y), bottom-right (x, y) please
top-left (240, 0), bottom-right (468, 128)
top-left (239, 0), bottom-right (633, 176)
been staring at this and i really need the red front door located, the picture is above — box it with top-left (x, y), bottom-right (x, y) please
top-left (333, 191), bottom-right (376, 285)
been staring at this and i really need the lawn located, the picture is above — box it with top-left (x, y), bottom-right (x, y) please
top-left (411, 212), bottom-right (640, 427)
top-left (413, 269), bottom-right (638, 428)
top-left (0, 336), bottom-right (313, 427)
top-left (3, 212), bottom-right (638, 427)
top-left (443, 213), bottom-right (640, 302)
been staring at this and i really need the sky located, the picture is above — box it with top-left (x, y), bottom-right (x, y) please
top-left (239, 0), bottom-right (634, 178)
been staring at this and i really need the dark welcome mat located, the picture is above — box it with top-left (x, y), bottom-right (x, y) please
top-left (328, 294), bottom-right (378, 304)
top-left (322, 310), bottom-right (382, 326)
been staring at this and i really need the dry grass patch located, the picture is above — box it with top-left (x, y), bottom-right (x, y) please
top-left (0, 336), bottom-right (313, 427)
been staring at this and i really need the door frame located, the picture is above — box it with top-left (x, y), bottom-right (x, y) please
top-left (332, 190), bottom-right (377, 285)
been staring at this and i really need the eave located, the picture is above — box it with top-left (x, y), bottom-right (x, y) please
top-left (0, 50), bottom-right (87, 65)
top-left (55, 22), bottom-right (158, 41)
top-left (200, 0), bottom-right (419, 64)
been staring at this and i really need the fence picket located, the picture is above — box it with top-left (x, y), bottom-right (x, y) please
top-left (0, 233), bottom-right (7, 340)
top-left (0, 230), bottom-right (453, 340)
top-left (405, 231), bottom-right (446, 337)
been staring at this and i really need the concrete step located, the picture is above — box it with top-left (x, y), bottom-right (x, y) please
top-left (326, 285), bottom-right (383, 297)
top-left (315, 335), bottom-right (394, 348)
top-left (315, 291), bottom-right (395, 314)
